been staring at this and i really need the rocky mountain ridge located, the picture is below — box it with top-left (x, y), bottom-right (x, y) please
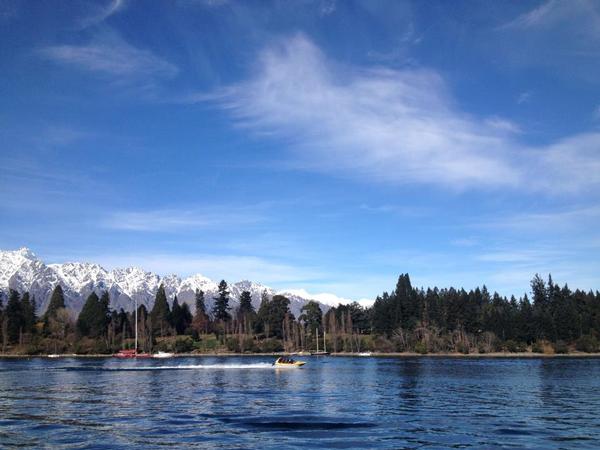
top-left (0, 248), bottom-right (353, 316)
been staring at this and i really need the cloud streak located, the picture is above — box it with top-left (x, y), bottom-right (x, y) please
top-left (501, 0), bottom-right (600, 36)
top-left (207, 34), bottom-right (600, 194)
top-left (89, 252), bottom-right (322, 285)
top-left (102, 207), bottom-right (264, 232)
top-left (40, 33), bottom-right (178, 80)
top-left (79, 0), bottom-right (126, 28)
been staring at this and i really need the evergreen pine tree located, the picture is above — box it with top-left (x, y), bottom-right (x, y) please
top-left (238, 291), bottom-right (254, 316)
top-left (371, 293), bottom-right (393, 335)
top-left (77, 292), bottom-right (100, 337)
top-left (180, 302), bottom-right (193, 334)
top-left (6, 289), bottom-right (23, 344)
top-left (212, 280), bottom-right (231, 322)
top-left (299, 300), bottom-right (322, 335)
top-left (21, 292), bottom-right (37, 335)
top-left (195, 289), bottom-right (206, 315)
top-left (192, 289), bottom-right (209, 335)
top-left (264, 295), bottom-right (291, 339)
top-left (237, 290), bottom-right (256, 334)
top-left (99, 291), bottom-right (110, 337)
top-left (45, 285), bottom-right (66, 322)
top-left (150, 284), bottom-right (171, 337)
top-left (76, 291), bottom-right (109, 338)
top-left (255, 290), bottom-right (271, 336)
top-left (171, 295), bottom-right (184, 334)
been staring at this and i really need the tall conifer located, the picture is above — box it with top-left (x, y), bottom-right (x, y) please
top-left (150, 284), bottom-right (171, 337)
top-left (212, 280), bottom-right (231, 322)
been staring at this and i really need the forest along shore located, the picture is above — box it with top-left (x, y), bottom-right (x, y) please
top-left (1, 273), bottom-right (599, 357)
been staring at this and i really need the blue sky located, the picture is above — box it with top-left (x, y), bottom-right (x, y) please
top-left (1, 0), bottom-right (599, 300)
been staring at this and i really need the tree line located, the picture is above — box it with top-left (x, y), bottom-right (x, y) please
top-left (1, 274), bottom-right (599, 354)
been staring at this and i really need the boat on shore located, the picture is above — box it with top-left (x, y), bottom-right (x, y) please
top-left (311, 328), bottom-right (330, 356)
top-left (114, 299), bottom-right (152, 358)
top-left (358, 352), bottom-right (372, 357)
top-left (114, 349), bottom-right (152, 358)
top-left (153, 351), bottom-right (174, 359)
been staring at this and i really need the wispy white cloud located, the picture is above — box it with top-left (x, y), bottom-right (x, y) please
top-left (40, 33), bottom-right (178, 80)
top-left (517, 91), bottom-right (532, 104)
top-left (450, 238), bottom-right (479, 247)
top-left (367, 22), bottom-right (422, 63)
top-left (79, 0), bottom-right (126, 29)
top-left (500, 0), bottom-right (565, 30)
top-left (475, 205), bottom-right (600, 233)
top-left (102, 207), bottom-right (264, 232)
top-left (485, 116), bottom-right (521, 134)
top-left (501, 0), bottom-right (600, 34)
top-left (319, 0), bottom-right (336, 17)
top-left (205, 34), bottom-right (600, 194)
top-left (497, 0), bottom-right (600, 80)
top-left (477, 248), bottom-right (567, 264)
top-left (190, 0), bottom-right (230, 8)
top-left (210, 34), bottom-right (521, 190)
top-left (537, 133), bottom-right (600, 192)
top-left (359, 203), bottom-right (430, 217)
top-left (37, 125), bottom-right (93, 147)
top-left (88, 252), bottom-right (322, 285)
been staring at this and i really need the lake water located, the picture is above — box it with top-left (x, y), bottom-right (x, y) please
top-left (1, 356), bottom-right (599, 449)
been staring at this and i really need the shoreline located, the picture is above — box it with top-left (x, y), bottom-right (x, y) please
top-left (2, 351), bottom-right (600, 359)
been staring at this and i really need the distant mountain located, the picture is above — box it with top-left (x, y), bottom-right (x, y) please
top-left (0, 248), bottom-right (356, 316)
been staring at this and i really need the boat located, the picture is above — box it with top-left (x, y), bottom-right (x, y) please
top-left (113, 299), bottom-right (151, 358)
top-left (114, 349), bottom-right (152, 358)
top-left (47, 354), bottom-right (60, 358)
top-left (273, 357), bottom-right (306, 367)
top-left (358, 352), bottom-right (372, 357)
top-left (311, 327), bottom-right (330, 356)
top-left (153, 351), bottom-right (174, 359)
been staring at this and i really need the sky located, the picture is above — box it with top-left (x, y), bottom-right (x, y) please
top-left (1, 0), bottom-right (599, 301)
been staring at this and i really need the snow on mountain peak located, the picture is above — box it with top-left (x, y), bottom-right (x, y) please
top-left (0, 248), bottom-right (368, 315)
top-left (0, 247), bottom-right (44, 288)
top-left (279, 288), bottom-right (352, 307)
top-left (16, 247), bottom-right (37, 259)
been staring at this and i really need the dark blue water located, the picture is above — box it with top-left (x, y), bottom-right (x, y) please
top-left (1, 356), bottom-right (599, 449)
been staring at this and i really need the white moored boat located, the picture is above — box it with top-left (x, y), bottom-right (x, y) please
top-left (153, 351), bottom-right (174, 359)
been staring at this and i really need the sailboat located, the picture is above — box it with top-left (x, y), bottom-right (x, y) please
top-left (114, 298), bottom-right (151, 358)
top-left (311, 328), bottom-right (330, 356)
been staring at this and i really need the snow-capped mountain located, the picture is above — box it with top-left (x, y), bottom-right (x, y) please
top-left (0, 248), bottom-right (357, 316)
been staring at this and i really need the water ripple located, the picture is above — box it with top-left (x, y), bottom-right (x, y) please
top-left (1, 356), bottom-right (600, 449)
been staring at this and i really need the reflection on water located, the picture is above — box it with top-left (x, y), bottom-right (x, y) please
top-left (1, 356), bottom-right (600, 448)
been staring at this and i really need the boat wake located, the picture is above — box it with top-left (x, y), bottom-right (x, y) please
top-left (54, 363), bottom-right (278, 371)
top-left (115, 363), bottom-right (276, 370)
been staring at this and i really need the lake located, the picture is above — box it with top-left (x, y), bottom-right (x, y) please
top-left (1, 356), bottom-right (599, 448)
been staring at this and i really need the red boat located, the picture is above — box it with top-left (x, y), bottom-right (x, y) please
top-left (114, 349), bottom-right (152, 358)
top-left (114, 300), bottom-right (153, 358)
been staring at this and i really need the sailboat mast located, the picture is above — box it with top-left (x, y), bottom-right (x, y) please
top-left (134, 298), bottom-right (138, 353)
top-left (324, 329), bottom-right (327, 353)
top-left (316, 328), bottom-right (319, 353)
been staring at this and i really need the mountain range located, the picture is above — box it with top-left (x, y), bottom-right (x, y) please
top-left (0, 248), bottom-right (356, 316)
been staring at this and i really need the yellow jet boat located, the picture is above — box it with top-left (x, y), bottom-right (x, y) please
top-left (273, 357), bottom-right (306, 367)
